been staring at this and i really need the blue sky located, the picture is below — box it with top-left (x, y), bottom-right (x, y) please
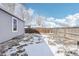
top-left (24, 3), bottom-right (79, 19)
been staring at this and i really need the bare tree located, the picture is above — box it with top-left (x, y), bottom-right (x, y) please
top-left (36, 16), bottom-right (45, 27)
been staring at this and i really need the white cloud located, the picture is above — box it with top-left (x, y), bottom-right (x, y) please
top-left (65, 13), bottom-right (79, 27)
top-left (43, 21), bottom-right (55, 28)
top-left (25, 8), bottom-right (79, 28)
top-left (46, 17), bottom-right (68, 27)
top-left (46, 13), bottom-right (79, 27)
top-left (25, 8), bottom-right (62, 28)
top-left (27, 8), bottom-right (34, 16)
top-left (46, 17), bottom-right (55, 21)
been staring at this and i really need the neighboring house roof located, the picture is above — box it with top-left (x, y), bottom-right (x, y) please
top-left (0, 8), bottom-right (25, 22)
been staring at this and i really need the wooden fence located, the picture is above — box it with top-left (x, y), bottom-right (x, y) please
top-left (25, 27), bottom-right (79, 44)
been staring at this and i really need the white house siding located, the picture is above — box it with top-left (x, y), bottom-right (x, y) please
top-left (0, 9), bottom-right (24, 43)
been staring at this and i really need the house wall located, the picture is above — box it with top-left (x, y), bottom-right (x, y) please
top-left (0, 9), bottom-right (24, 43)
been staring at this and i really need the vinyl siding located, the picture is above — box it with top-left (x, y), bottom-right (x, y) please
top-left (0, 9), bottom-right (24, 43)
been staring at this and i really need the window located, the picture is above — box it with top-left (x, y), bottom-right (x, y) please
top-left (12, 17), bottom-right (18, 32)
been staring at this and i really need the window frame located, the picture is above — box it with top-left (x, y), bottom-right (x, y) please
top-left (12, 17), bottom-right (18, 32)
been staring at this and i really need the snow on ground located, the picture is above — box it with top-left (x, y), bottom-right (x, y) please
top-left (24, 34), bottom-right (79, 56)
top-left (24, 34), bottom-right (53, 56)
top-left (1, 33), bottom-right (79, 56)
top-left (25, 42), bottom-right (53, 56)
top-left (0, 34), bottom-right (53, 56)
top-left (42, 34), bottom-right (79, 56)
top-left (43, 35), bottom-right (64, 56)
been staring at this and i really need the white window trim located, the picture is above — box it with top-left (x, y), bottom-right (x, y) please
top-left (12, 17), bottom-right (18, 32)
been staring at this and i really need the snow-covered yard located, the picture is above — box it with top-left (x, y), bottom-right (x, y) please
top-left (0, 34), bottom-right (53, 56)
top-left (43, 34), bottom-right (79, 56)
top-left (23, 34), bottom-right (53, 56)
top-left (0, 33), bottom-right (79, 56)
top-left (25, 42), bottom-right (53, 56)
